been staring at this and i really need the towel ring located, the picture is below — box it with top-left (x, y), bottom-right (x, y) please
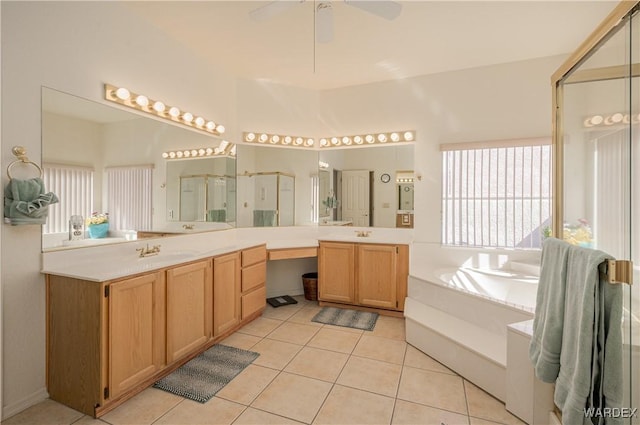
top-left (6, 146), bottom-right (43, 179)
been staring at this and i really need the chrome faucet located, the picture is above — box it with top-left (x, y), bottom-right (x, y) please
top-left (182, 224), bottom-right (195, 230)
top-left (355, 230), bottom-right (371, 237)
top-left (137, 244), bottom-right (161, 258)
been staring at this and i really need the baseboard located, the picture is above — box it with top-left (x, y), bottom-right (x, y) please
top-left (266, 287), bottom-right (303, 299)
top-left (3, 387), bottom-right (49, 420)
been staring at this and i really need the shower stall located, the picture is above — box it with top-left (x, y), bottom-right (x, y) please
top-left (237, 172), bottom-right (295, 227)
top-left (179, 174), bottom-right (236, 223)
top-left (554, 3), bottom-right (640, 421)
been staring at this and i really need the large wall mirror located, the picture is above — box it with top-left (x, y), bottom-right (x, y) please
top-left (318, 144), bottom-right (414, 228)
top-left (236, 144), bottom-right (318, 227)
top-left (41, 87), bottom-right (235, 251)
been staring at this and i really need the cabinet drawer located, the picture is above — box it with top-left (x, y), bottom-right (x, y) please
top-left (242, 262), bottom-right (266, 292)
top-left (242, 245), bottom-right (267, 267)
top-left (242, 286), bottom-right (266, 319)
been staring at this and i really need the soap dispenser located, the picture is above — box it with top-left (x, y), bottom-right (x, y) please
top-left (69, 215), bottom-right (84, 241)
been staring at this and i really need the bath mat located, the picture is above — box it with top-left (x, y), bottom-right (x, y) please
top-left (153, 344), bottom-right (259, 403)
top-left (311, 307), bottom-right (378, 331)
top-left (266, 295), bottom-right (298, 308)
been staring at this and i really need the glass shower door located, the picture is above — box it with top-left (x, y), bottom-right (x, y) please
top-left (558, 9), bottom-right (638, 422)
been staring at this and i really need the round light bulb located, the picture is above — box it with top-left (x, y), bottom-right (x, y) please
top-left (206, 121), bottom-right (216, 130)
top-left (378, 134), bottom-right (387, 143)
top-left (162, 152), bottom-right (169, 158)
top-left (294, 137), bottom-right (303, 145)
top-left (168, 107), bottom-right (180, 118)
top-left (354, 136), bottom-right (363, 144)
top-left (365, 135), bottom-right (375, 143)
top-left (184, 150), bottom-right (191, 157)
top-left (199, 149), bottom-right (206, 156)
top-left (246, 132), bottom-right (256, 142)
top-left (152, 101), bottom-right (165, 113)
top-left (191, 149), bottom-right (198, 156)
top-left (182, 112), bottom-right (193, 123)
top-left (342, 136), bottom-right (351, 145)
top-left (271, 135), bottom-right (280, 143)
top-left (176, 151), bottom-right (183, 158)
top-left (390, 132), bottom-right (400, 142)
top-left (284, 136), bottom-right (292, 144)
top-left (331, 137), bottom-right (340, 145)
top-left (590, 115), bottom-right (603, 125)
top-left (205, 147), bottom-right (214, 155)
top-left (115, 87), bottom-right (130, 100)
top-left (135, 95), bottom-right (149, 107)
top-left (194, 117), bottom-right (205, 127)
top-left (216, 124), bottom-right (225, 133)
top-left (320, 138), bottom-right (328, 146)
top-left (612, 112), bottom-right (624, 123)
top-left (404, 131), bottom-right (414, 141)
top-left (305, 139), bottom-right (314, 146)
top-left (259, 134), bottom-right (268, 143)
top-left (169, 151), bottom-right (176, 158)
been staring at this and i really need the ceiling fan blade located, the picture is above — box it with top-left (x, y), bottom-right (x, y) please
top-left (249, 0), bottom-right (305, 22)
top-left (344, 0), bottom-right (402, 20)
top-left (315, 2), bottom-right (334, 44)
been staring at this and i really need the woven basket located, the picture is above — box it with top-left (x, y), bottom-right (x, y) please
top-left (302, 272), bottom-right (318, 301)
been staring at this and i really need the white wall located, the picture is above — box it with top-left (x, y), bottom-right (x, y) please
top-left (1, 2), bottom-right (237, 417)
top-left (319, 55), bottom-right (565, 243)
top-left (2, 1), bottom-right (566, 418)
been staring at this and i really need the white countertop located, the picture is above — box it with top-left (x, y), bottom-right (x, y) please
top-left (42, 226), bottom-right (414, 282)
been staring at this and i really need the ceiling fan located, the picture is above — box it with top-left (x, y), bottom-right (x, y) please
top-left (249, 0), bottom-right (403, 43)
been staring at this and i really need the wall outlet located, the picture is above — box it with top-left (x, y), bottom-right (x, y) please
top-left (168, 209), bottom-right (174, 218)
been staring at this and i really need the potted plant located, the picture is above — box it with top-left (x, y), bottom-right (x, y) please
top-left (86, 212), bottom-right (109, 239)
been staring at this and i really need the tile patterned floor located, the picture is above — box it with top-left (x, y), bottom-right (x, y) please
top-left (4, 296), bottom-right (526, 425)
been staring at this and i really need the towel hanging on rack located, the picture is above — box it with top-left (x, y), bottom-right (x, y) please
top-left (4, 147), bottom-right (58, 225)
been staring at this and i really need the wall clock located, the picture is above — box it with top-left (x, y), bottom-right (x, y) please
top-left (380, 173), bottom-right (391, 183)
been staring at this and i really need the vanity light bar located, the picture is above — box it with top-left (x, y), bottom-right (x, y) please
top-left (397, 177), bottom-right (414, 183)
top-left (318, 130), bottom-right (415, 148)
top-left (105, 84), bottom-right (226, 136)
top-left (162, 142), bottom-right (235, 160)
top-left (583, 112), bottom-right (637, 128)
top-left (242, 132), bottom-right (315, 148)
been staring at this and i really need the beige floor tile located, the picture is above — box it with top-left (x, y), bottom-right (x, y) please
top-left (397, 366), bottom-right (468, 415)
top-left (464, 381), bottom-right (526, 425)
top-left (404, 344), bottom-right (457, 375)
top-left (216, 364), bottom-right (279, 405)
top-left (287, 305), bottom-right (325, 326)
top-left (220, 332), bottom-right (262, 350)
top-left (72, 416), bottom-right (111, 424)
top-left (371, 315), bottom-right (406, 340)
top-left (284, 346), bottom-right (349, 382)
top-left (352, 334), bottom-right (407, 364)
top-left (468, 417), bottom-right (506, 425)
top-left (307, 327), bottom-right (362, 354)
top-left (313, 384), bottom-right (395, 424)
top-left (233, 407), bottom-right (305, 424)
top-left (251, 338), bottom-right (303, 370)
top-left (100, 387), bottom-right (183, 425)
top-left (2, 399), bottom-right (84, 425)
top-left (267, 321), bottom-right (321, 345)
top-left (337, 356), bottom-right (402, 397)
top-left (251, 372), bottom-right (332, 424)
top-left (236, 317), bottom-right (284, 337)
top-left (392, 399), bottom-right (470, 425)
top-left (154, 397), bottom-right (244, 424)
top-left (323, 323), bottom-right (366, 335)
top-left (262, 303), bottom-right (304, 321)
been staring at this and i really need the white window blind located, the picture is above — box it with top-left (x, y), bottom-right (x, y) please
top-left (441, 138), bottom-right (552, 248)
top-left (310, 174), bottom-right (319, 223)
top-left (106, 165), bottom-right (153, 232)
top-left (42, 163), bottom-right (94, 234)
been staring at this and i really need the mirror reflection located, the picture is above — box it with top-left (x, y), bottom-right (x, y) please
top-left (236, 145), bottom-right (317, 227)
top-left (318, 145), bottom-right (414, 228)
top-left (41, 87), bottom-right (234, 251)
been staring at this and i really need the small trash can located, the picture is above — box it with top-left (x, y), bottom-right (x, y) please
top-left (302, 272), bottom-right (318, 301)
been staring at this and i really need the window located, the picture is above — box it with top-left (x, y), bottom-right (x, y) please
top-left (441, 138), bottom-right (552, 249)
top-left (42, 163), bottom-right (94, 234)
top-left (106, 165), bottom-right (153, 231)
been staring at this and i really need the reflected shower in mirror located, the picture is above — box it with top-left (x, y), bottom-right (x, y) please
top-left (318, 144), bottom-right (414, 228)
top-left (41, 87), bottom-right (234, 251)
top-left (236, 144), bottom-right (317, 227)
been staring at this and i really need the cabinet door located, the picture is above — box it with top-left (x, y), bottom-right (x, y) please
top-left (109, 272), bottom-right (165, 399)
top-left (213, 251), bottom-right (241, 336)
top-left (318, 242), bottom-right (355, 303)
top-left (357, 244), bottom-right (398, 309)
top-left (166, 260), bottom-right (213, 363)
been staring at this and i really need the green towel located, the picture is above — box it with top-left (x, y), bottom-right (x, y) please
top-left (4, 177), bottom-right (58, 225)
top-left (529, 237), bottom-right (571, 381)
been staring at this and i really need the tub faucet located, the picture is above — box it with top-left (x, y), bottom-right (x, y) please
top-left (137, 244), bottom-right (161, 258)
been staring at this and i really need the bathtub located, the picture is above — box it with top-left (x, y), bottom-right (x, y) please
top-left (405, 264), bottom-right (536, 402)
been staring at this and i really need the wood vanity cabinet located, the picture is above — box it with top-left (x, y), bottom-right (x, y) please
top-left (318, 241), bottom-right (408, 312)
top-left (46, 244), bottom-right (267, 418)
top-left (166, 260), bottom-right (213, 363)
top-left (213, 252), bottom-right (241, 336)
